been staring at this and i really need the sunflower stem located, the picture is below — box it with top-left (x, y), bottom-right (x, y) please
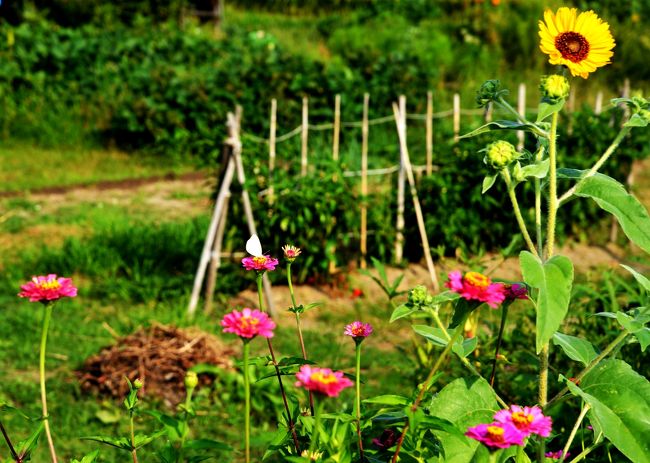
top-left (502, 169), bottom-right (539, 257)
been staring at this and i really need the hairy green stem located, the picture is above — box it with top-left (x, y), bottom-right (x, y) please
top-left (243, 341), bottom-right (251, 463)
top-left (391, 314), bottom-right (469, 463)
top-left (39, 304), bottom-right (58, 463)
top-left (559, 403), bottom-right (590, 463)
top-left (354, 343), bottom-right (365, 461)
top-left (502, 170), bottom-right (539, 257)
top-left (256, 275), bottom-right (301, 454)
top-left (489, 303), bottom-right (509, 387)
top-left (558, 125), bottom-right (632, 206)
top-left (129, 410), bottom-right (138, 463)
top-left (534, 146), bottom-right (544, 255)
top-left (287, 263), bottom-right (314, 416)
top-left (546, 331), bottom-right (628, 410)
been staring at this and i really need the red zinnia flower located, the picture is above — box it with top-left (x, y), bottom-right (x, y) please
top-left (18, 274), bottom-right (78, 303)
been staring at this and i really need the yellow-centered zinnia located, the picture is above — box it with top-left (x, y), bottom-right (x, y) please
top-left (539, 7), bottom-right (615, 78)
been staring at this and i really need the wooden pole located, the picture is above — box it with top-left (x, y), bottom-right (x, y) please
top-left (395, 96), bottom-right (407, 264)
top-left (204, 191), bottom-right (230, 314)
top-left (268, 98), bottom-right (277, 204)
top-left (231, 106), bottom-right (275, 315)
top-left (594, 91), bottom-right (603, 115)
top-left (425, 91), bottom-right (433, 176)
top-left (301, 96), bottom-right (308, 176)
top-left (484, 102), bottom-right (493, 122)
top-left (188, 151), bottom-right (236, 317)
top-left (517, 83), bottom-right (526, 151)
top-left (333, 94), bottom-right (341, 161)
top-left (392, 103), bottom-right (440, 292)
top-left (360, 93), bottom-right (369, 269)
top-left (453, 93), bottom-right (460, 143)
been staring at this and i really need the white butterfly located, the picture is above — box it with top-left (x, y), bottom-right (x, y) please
top-left (245, 234), bottom-right (264, 257)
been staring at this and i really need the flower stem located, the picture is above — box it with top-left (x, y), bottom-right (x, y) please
top-left (354, 342), bottom-right (365, 461)
top-left (392, 313), bottom-right (469, 463)
top-left (243, 341), bottom-right (251, 463)
top-left (567, 438), bottom-right (603, 463)
top-left (559, 403), bottom-right (590, 463)
top-left (534, 146), bottom-right (545, 255)
top-left (489, 303), bottom-right (509, 387)
top-left (287, 263), bottom-right (314, 416)
top-left (502, 169), bottom-right (539, 257)
top-left (129, 410), bottom-right (138, 463)
top-left (309, 400), bottom-right (325, 455)
top-left (430, 310), bottom-right (508, 408)
top-left (557, 125), bottom-right (632, 206)
top-left (256, 275), bottom-right (301, 454)
top-left (39, 303), bottom-right (58, 463)
top-left (0, 420), bottom-right (19, 462)
top-left (546, 331), bottom-right (628, 410)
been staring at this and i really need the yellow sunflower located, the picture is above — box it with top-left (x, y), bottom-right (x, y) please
top-left (539, 7), bottom-right (615, 78)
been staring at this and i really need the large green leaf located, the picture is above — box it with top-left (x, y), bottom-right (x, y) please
top-left (574, 175), bottom-right (650, 253)
top-left (427, 377), bottom-right (498, 463)
top-left (520, 251), bottom-right (574, 353)
top-left (552, 332), bottom-right (598, 366)
top-left (566, 359), bottom-right (650, 463)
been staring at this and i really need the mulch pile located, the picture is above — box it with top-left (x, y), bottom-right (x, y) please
top-left (77, 324), bottom-right (237, 405)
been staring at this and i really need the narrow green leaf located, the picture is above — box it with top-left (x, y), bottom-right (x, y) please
top-left (363, 395), bottom-right (410, 406)
top-left (620, 264), bottom-right (650, 292)
top-left (574, 175), bottom-right (650, 253)
top-left (616, 312), bottom-right (650, 351)
top-left (16, 422), bottom-right (44, 458)
top-left (81, 435), bottom-right (133, 451)
top-left (552, 332), bottom-right (598, 366)
top-left (566, 359), bottom-right (650, 463)
top-left (520, 251), bottom-right (574, 353)
top-left (69, 450), bottom-right (100, 463)
top-left (460, 120), bottom-right (539, 139)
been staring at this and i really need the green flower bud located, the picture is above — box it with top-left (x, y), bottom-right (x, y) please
top-left (476, 80), bottom-right (508, 107)
top-left (184, 371), bottom-right (199, 390)
top-left (484, 140), bottom-right (518, 170)
top-left (408, 285), bottom-right (430, 306)
top-left (133, 378), bottom-right (144, 390)
top-left (540, 75), bottom-right (570, 102)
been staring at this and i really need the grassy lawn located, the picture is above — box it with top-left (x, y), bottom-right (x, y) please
top-left (0, 142), bottom-right (196, 193)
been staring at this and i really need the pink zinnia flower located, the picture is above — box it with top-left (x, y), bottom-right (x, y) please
top-left (18, 274), bottom-right (78, 303)
top-left (221, 308), bottom-right (276, 339)
top-left (465, 422), bottom-right (525, 449)
top-left (494, 405), bottom-right (553, 438)
top-left (295, 365), bottom-right (353, 397)
top-left (344, 321), bottom-right (373, 340)
top-left (445, 271), bottom-right (506, 308)
top-left (282, 244), bottom-right (301, 263)
top-left (241, 255), bottom-right (279, 272)
top-left (504, 283), bottom-right (528, 300)
top-left (545, 450), bottom-right (570, 460)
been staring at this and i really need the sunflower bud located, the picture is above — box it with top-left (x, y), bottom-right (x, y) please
top-left (484, 140), bottom-right (518, 170)
top-left (476, 80), bottom-right (507, 107)
top-left (540, 75), bottom-right (570, 102)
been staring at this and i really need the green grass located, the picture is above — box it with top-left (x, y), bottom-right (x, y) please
top-left (0, 142), bottom-right (196, 193)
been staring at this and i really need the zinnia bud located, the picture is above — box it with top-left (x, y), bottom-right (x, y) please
top-left (133, 378), bottom-right (144, 390)
top-left (184, 371), bottom-right (199, 390)
top-left (540, 75), bottom-right (570, 102)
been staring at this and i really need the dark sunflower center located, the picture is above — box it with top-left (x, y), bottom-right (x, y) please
top-left (555, 31), bottom-right (590, 63)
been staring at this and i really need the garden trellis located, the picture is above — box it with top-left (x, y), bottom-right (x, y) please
top-left (189, 82), bottom-right (622, 316)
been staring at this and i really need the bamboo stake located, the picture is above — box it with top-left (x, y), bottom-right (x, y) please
top-left (268, 99), bottom-right (277, 204)
top-left (188, 151), bottom-right (236, 317)
top-left (453, 93), bottom-right (460, 143)
top-left (333, 94), bottom-right (341, 161)
top-left (231, 107), bottom-right (275, 315)
top-left (484, 102), bottom-right (493, 122)
top-left (425, 91), bottom-right (433, 176)
top-left (392, 103), bottom-right (440, 291)
top-left (301, 96), bottom-right (308, 176)
top-left (204, 192), bottom-right (230, 314)
top-left (517, 83), bottom-right (526, 151)
top-left (360, 93), bottom-right (369, 269)
top-left (594, 91), bottom-right (603, 115)
top-left (395, 96), bottom-right (407, 264)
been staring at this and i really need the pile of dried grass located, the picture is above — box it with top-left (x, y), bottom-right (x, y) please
top-left (77, 324), bottom-right (237, 405)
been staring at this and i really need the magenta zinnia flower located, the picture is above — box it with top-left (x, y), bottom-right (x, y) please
top-left (221, 308), bottom-right (276, 339)
top-left (494, 405), bottom-right (552, 438)
top-left (344, 321), bottom-right (373, 340)
top-left (295, 365), bottom-right (353, 397)
top-left (241, 255), bottom-right (279, 272)
top-left (446, 271), bottom-right (506, 308)
top-left (18, 274), bottom-right (78, 303)
top-left (545, 450), bottom-right (570, 460)
top-left (465, 422), bottom-right (525, 449)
